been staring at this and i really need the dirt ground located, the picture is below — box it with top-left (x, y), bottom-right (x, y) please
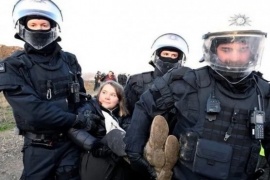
top-left (0, 45), bottom-right (23, 60)
top-left (0, 129), bottom-right (23, 180)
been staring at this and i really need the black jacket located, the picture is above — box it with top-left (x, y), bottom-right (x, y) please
top-left (124, 66), bottom-right (163, 114)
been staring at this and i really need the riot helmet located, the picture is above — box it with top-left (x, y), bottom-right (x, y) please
top-left (12, 0), bottom-right (63, 50)
top-left (150, 33), bottom-right (189, 74)
top-left (202, 14), bottom-right (267, 84)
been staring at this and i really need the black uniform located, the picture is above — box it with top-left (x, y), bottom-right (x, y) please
top-left (125, 67), bottom-right (178, 131)
top-left (124, 66), bottom-right (162, 115)
top-left (125, 66), bottom-right (270, 180)
top-left (0, 43), bottom-right (85, 180)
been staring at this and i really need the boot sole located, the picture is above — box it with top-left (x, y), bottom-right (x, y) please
top-left (163, 135), bottom-right (180, 170)
top-left (144, 115), bottom-right (169, 169)
top-left (148, 115), bottom-right (169, 148)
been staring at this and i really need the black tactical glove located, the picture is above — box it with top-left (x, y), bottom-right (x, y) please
top-left (91, 142), bottom-right (112, 157)
top-left (73, 110), bottom-right (100, 130)
top-left (127, 152), bottom-right (157, 180)
top-left (168, 66), bottom-right (191, 81)
top-left (72, 113), bottom-right (85, 129)
top-left (83, 110), bottom-right (101, 131)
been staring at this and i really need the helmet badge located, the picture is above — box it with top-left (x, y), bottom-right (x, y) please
top-left (229, 14), bottom-right (251, 26)
top-left (169, 34), bottom-right (178, 40)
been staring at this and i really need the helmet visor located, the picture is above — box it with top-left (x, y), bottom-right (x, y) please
top-left (204, 33), bottom-right (266, 74)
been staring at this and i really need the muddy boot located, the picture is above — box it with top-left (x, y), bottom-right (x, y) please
top-left (144, 115), bottom-right (169, 174)
top-left (158, 135), bottom-right (180, 180)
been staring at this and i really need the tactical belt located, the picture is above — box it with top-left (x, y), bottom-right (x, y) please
top-left (24, 132), bottom-right (67, 141)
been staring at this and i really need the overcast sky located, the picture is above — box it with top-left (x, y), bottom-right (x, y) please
top-left (1, 0), bottom-right (270, 79)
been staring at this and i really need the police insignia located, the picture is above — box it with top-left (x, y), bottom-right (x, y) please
top-left (0, 62), bottom-right (6, 73)
top-left (169, 34), bottom-right (178, 40)
top-left (229, 14), bottom-right (251, 26)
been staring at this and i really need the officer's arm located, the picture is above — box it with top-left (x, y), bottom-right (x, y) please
top-left (124, 76), bottom-right (139, 114)
top-left (125, 67), bottom-right (191, 149)
top-left (125, 88), bottom-right (164, 179)
top-left (0, 63), bottom-right (76, 130)
top-left (4, 86), bottom-right (76, 130)
top-left (68, 128), bottom-right (98, 150)
top-left (125, 87), bottom-right (167, 154)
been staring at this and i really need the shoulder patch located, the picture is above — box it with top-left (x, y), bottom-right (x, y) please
top-left (0, 62), bottom-right (6, 73)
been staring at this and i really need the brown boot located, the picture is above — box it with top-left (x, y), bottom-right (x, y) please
top-left (158, 170), bottom-right (173, 180)
top-left (144, 115), bottom-right (169, 173)
top-left (157, 135), bottom-right (180, 180)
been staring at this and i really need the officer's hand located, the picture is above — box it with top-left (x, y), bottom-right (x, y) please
top-left (73, 113), bottom-right (86, 129)
top-left (91, 142), bottom-right (112, 157)
top-left (127, 152), bottom-right (157, 180)
top-left (73, 110), bottom-right (99, 130)
top-left (83, 110), bottom-right (101, 131)
top-left (170, 66), bottom-right (190, 81)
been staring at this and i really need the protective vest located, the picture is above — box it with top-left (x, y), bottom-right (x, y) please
top-left (181, 67), bottom-right (269, 179)
top-left (1, 50), bottom-right (80, 133)
top-left (15, 51), bottom-right (77, 100)
top-left (125, 71), bottom-right (155, 114)
top-left (126, 70), bottom-right (180, 127)
top-left (154, 66), bottom-right (270, 179)
top-left (129, 71), bottom-right (154, 96)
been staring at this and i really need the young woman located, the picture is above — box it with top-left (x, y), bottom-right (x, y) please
top-left (68, 81), bottom-right (137, 180)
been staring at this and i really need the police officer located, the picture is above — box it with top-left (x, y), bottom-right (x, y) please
top-left (124, 33), bottom-right (189, 115)
top-left (124, 14), bottom-right (270, 179)
top-left (0, 0), bottom-right (92, 179)
top-left (93, 70), bottom-right (102, 91)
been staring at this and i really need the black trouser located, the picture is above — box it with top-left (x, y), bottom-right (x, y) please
top-left (20, 136), bottom-right (80, 180)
